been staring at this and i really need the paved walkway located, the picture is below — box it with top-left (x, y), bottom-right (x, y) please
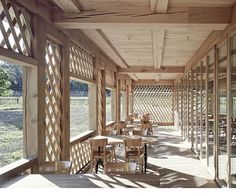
top-left (147, 126), bottom-right (218, 188)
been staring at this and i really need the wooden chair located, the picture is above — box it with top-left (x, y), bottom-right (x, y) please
top-left (123, 138), bottom-right (144, 173)
top-left (132, 128), bottom-right (143, 136)
top-left (141, 122), bottom-right (153, 135)
top-left (39, 161), bottom-right (72, 174)
top-left (90, 138), bottom-right (115, 173)
top-left (115, 122), bottom-right (127, 135)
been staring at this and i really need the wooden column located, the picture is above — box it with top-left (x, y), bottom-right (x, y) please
top-left (23, 66), bottom-right (38, 158)
top-left (206, 56), bottom-right (209, 166)
top-left (60, 39), bottom-right (70, 161)
top-left (226, 36), bottom-right (232, 187)
top-left (214, 45), bottom-right (218, 179)
top-left (89, 83), bottom-right (97, 130)
top-left (96, 58), bottom-right (106, 135)
top-left (191, 68), bottom-right (194, 149)
top-left (181, 78), bottom-right (183, 136)
top-left (32, 15), bottom-right (46, 164)
top-left (200, 61), bottom-right (203, 159)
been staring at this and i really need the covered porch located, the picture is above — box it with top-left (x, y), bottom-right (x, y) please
top-left (0, 0), bottom-right (236, 188)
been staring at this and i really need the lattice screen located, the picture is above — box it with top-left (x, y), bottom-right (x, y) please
top-left (45, 39), bottom-right (62, 162)
top-left (133, 85), bottom-right (173, 124)
top-left (69, 42), bottom-right (94, 80)
top-left (70, 142), bottom-right (91, 174)
top-left (97, 68), bottom-right (105, 135)
top-left (0, 0), bottom-right (33, 56)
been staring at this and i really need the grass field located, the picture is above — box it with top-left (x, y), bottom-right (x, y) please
top-left (0, 97), bottom-right (112, 167)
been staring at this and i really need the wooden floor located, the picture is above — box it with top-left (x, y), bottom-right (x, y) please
top-left (111, 126), bottom-right (219, 188)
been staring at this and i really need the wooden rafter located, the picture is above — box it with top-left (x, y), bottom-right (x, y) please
top-left (54, 7), bottom-right (231, 29)
top-left (52, 0), bottom-right (81, 13)
top-left (152, 29), bottom-right (165, 68)
top-left (150, 0), bottom-right (169, 13)
top-left (118, 66), bottom-right (184, 74)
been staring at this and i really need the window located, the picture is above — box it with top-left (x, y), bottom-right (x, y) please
top-left (0, 61), bottom-right (23, 167)
top-left (120, 92), bottom-right (125, 120)
top-left (70, 80), bottom-right (89, 138)
top-left (106, 88), bottom-right (112, 123)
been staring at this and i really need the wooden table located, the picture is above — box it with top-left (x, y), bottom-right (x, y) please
top-left (85, 135), bottom-right (158, 173)
top-left (1, 173), bottom-right (160, 188)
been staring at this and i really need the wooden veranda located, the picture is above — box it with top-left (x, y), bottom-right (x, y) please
top-left (0, 0), bottom-right (236, 188)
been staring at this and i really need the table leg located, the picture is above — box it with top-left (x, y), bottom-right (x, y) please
top-left (144, 143), bottom-right (147, 173)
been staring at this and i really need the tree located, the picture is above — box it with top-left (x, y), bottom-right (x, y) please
top-left (0, 67), bottom-right (12, 96)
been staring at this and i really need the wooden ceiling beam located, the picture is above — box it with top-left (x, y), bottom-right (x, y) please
top-left (152, 29), bottom-right (165, 68)
top-left (150, 0), bottom-right (169, 13)
top-left (133, 79), bottom-right (174, 86)
top-left (118, 66), bottom-right (184, 74)
top-left (52, 0), bottom-right (81, 13)
top-left (54, 7), bottom-right (231, 29)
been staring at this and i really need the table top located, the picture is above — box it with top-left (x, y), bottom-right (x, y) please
top-left (1, 173), bottom-right (160, 188)
top-left (84, 135), bottom-right (158, 146)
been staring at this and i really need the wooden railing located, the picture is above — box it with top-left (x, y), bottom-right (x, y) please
top-left (69, 130), bottom-right (96, 174)
top-left (0, 157), bottom-right (37, 184)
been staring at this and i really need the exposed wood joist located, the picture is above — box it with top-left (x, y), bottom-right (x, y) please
top-left (150, 0), bottom-right (169, 13)
top-left (133, 79), bottom-right (174, 86)
top-left (54, 7), bottom-right (231, 29)
top-left (118, 66), bottom-right (184, 74)
top-left (152, 29), bottom-right (165, 68)
top-left (52, 0), bottom-right (81, 13)
top-left (15, 0), bottom-right (52, 22)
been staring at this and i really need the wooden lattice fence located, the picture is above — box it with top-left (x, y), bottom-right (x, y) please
top-left (0, 0), bottom-right (33, 56)
top-left (133, 85), bottom-right (174, 125)
top-left (45, 39), bottom-right (62, 162)
top-left (69, 42), bottom-right (94, 80)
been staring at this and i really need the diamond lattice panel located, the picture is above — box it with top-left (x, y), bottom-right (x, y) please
top-left (0, 0), bottom-right (33, 56)
top-left (45, 40), bottom-right (62, 162)
top-left (133, 85), bottom-right (173, 124)
top-left (69, 42), bottom-right (94, 80)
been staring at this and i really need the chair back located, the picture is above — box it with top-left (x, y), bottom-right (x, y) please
top-left (90, 138), bottom-right (108, 157)
top-left (39, 161), bottom-right (72, 174)
top-left (123, 138), bottom-right (144, 172)
top-left (132, 129), bottom-right (143, 136)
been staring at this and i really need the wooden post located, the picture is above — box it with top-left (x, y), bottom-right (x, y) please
top-left (181, 78), bottom-right (183, 137)
top-left (200, 61), bottom-right (203, 159)
top-left (191, 68), bottom-right (194, 149)
top-left (60, 39), bottom-right (70, 161)
top-left (23, 66), bottom-right (38, 158)
top-left (214, 45), bottom-right (218, 179)
top-left (96, 58), bottom-right (106, 135)
top-left (32, 15), bottom-right (46, 164)
top-left (206, 55), bottom-right (209, 166)
top-left (89, 83), bottom-right (97, 130)
top-left (226, 36), bottom-right (232, 187)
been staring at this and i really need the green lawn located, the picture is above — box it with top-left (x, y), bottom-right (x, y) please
top-left (0, 97), bottom-right (112, 167)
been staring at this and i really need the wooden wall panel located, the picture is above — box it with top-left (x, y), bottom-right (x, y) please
top-left (0, 0), bottom-right (33, 56)
top-left (133, 85), bottom-right (173, 124)
top-left (45, 39), bottom-right (62, 161)
top-left (69, 41), bottom-right (94, 81)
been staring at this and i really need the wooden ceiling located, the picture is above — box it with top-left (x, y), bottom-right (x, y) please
top-left (50, 0), bottom-right (236, 82)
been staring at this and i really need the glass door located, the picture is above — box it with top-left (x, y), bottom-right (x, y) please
top-left (207, 50), bottom-right (215, 175)
top-left (217, 42), bottom-right (228, 186)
